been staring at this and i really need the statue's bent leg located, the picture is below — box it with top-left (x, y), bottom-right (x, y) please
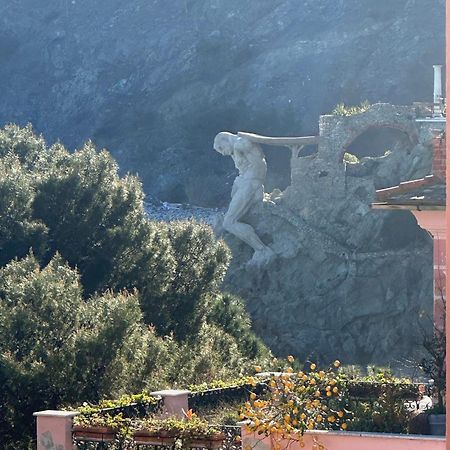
top-left (223, 184), bottom-right (267, 252)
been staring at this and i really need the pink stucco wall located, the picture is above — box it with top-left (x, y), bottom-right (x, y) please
top-left (34, 410), bottom-right (78, 450)
top-left (412, 210), bottom-right (446, 330)
top-left (242, 428), bottom-right (445, 450)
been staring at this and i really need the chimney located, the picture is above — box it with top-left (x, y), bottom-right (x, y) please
top-left (431, 130), bottom-right (446, 180)
top-left (433, 65), bottom-right (443, 117)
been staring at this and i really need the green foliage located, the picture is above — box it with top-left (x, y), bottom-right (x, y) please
top-left (74, 412), bottom-right (134, 447)
top-left (0, 154), bottom-right (47, 266)
top-left (0, 124), bottom-right (269, 447)
top-left (75, 392), bottom-right (159, 416)
top-left (136, 414), bottom-right (222, 437)
top-left (340, 367), bottom-right (413, 433)
top-left (207, 293), bottom-right (269, 360)
top-left (170, 322), bottom-right (260, 385)
top-left (346, 383), bottom-right (411, 433)
top-left (188, 377), bottom-right (250, 392)
top-left (343, 152), bottom-right (360, 165)
top-left (73, 411), bottom-right (223, 448)
top-left (0, 253), bottom-right (159, 446)
top-left (332, 100), bottom-right (370, 116)
top-left (141, 221), bottom-right (230, 339)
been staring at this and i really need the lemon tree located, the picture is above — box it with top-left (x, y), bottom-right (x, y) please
top-left (240, 357), bottom-right (349, 449)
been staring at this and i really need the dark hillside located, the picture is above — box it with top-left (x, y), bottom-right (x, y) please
top-left (0, 0), bottom-right (444, 205)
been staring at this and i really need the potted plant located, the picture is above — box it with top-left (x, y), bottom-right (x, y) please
top-left (133, 417), bottom-right (179, 445)
top-left (133, 412), bottom-right (226, 448)
top-left (181, 413), bottom-right (225, 449)
top-left (186, 426), bottom-right (225, 450)
top-left (72, 413), bottom-right (122, 442)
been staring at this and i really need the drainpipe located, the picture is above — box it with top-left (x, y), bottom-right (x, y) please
top-left (434, 65), bottom-right (443, 117)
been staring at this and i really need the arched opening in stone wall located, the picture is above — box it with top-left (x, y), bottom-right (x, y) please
top-left (342, 126), bottom-right (415, 189)
top-left (345, 126), bottom-right (411, 160)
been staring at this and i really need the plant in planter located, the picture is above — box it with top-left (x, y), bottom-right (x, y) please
top-left (240, 356), bottom-right (349, 450)
top-left (73, 413), bottom-right (133, 446)
top-left (134, 412), bottom-right (225, 448)
top-left (73, 391), bottom-right (160, 417)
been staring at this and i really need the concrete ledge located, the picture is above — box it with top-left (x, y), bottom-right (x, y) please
top-left (33, 410), bottom-right (79, 418)
top-left (304, 429), bottom-right (445, 441)
top-left (150, 390), bottom-right (190, 397)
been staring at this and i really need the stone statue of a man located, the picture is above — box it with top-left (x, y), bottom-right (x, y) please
top-left (214, 132), bottom-right (274, 266)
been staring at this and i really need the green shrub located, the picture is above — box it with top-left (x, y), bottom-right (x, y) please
top-left (0, 253), bottom-right (161, 447)
top-left (332, 100), bottom-right (370, 117)
top-left (0, 124), bottom-right (269, 447)
top-left (343, 152), bottom-right (360, 165)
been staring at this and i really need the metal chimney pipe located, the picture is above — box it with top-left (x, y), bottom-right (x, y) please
top-left (433, 64), bottom-right (443, 116)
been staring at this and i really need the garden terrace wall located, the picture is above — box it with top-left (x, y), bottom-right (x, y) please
top-left (189, 379), bottom-right (421, 413)
top-left (242, 428), bottom-right (445, 450)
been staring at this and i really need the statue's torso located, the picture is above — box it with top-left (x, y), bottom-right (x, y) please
top-left (232, 140), bottom-right (267, 181)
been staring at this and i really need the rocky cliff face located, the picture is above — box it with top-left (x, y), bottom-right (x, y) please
top-left (0, 0), bottom-right (444, 206)
top-left (0, 1), bottom-right (442, 365)
top-left (222, 104), bottom-right (437, 366)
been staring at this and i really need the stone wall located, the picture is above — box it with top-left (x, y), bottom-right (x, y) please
top-left (222, 104), bottom-right (440, 366)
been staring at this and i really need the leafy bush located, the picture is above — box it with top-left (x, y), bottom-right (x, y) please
top-left (332, 100), bottom-right (370, 116)
top-left (0, 253), bottom-right (163, 448)
top-left (0, 124), bottom-right (270, 448)
top-left (343, 152), bottom-right (360, 165)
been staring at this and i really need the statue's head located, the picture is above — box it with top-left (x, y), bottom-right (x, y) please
top-left (214, 132), bottom-right (235, 156)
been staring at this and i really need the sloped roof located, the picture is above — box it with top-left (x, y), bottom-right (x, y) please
top-left (372, 174), bottom-right (445, 210)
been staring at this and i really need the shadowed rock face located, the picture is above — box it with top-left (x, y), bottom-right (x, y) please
top-left (0, 0), bottom-right (444, 206)
top-left (222, 104), bottom-right (437, 366)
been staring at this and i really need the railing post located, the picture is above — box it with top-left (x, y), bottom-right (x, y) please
top-left (33, 410), bottom-right (78, 450)
top-left (150, 389), bottom-right (190, 418)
